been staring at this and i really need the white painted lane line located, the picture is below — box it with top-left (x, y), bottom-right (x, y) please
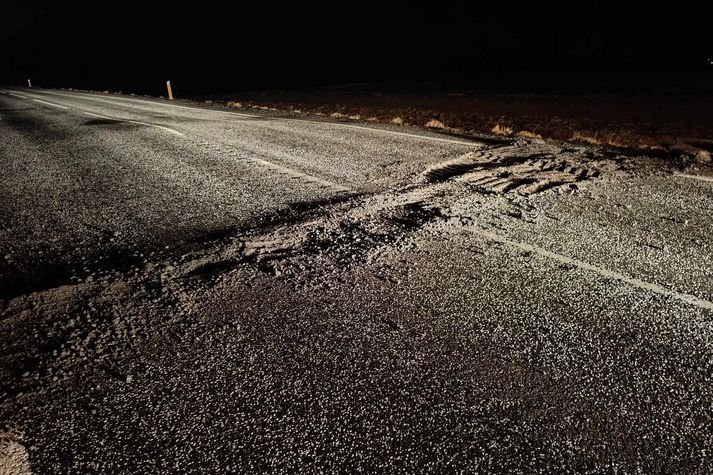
top-left (674, 173), bottom-right (713, 183)
top-left (8, 90), bottom-right (187, 137)
top-left (37, 89), bottom-right (483, 147)
top-left (83, 111), bottom-right (115, 119)
top-left (469, 227), bottom-right (713, 312)
top-left (127, 120), bottom-right (185, 137)
top-left (5, 91), bottom-right (71, 111)
top-left (12, 89), bottom-right (351, 190)
top-left (31, 98), bottom-right (70, 110)
top-left (12, 90), bottom-right (346, 190)
top-left (332, 122), bottom-right (482, 146)
top-left (246, 156), bottom-right (352, 192)
top-left (39, 89), bottom-right (261, 118)
top-left (82, 111), bottom-right (185, 136)
top-left (12, 90), bottom-right (188, 137)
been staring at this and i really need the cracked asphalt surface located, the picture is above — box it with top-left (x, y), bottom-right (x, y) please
top-left (1, 88), bottom-right (712, 473)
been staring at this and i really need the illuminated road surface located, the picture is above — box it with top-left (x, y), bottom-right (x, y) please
top-left (1, 88), bottom-right (712, 473)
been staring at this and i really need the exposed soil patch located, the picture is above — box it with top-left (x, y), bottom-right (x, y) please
top-left (169, 141), bottom-right (614, 288)
top-left (423, 143), bottom-right (602, 195)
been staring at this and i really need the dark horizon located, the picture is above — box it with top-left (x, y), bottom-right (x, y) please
top-left (2, 1), bottom-right (712, 95)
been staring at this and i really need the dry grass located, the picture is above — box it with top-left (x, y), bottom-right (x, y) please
top-left (211, 96), bottom-right (702, 157)
top-left (570, 132), bottom-right (602, 145)
top-left (425, 119), bottom-right (446, 129)
top-left (694, 149), bottom-right (712, 163)
top-left (491, 124), bottom-right (514, 135)
top-left (570, 131), bottom-right (633, 148)
top-left (516, 130), bottom-right (542, 139)
top-left (637, 143), bottom-right (666, 152)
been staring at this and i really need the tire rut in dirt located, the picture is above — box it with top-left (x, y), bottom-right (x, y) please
top-left (423, 142), bottom-right (608, 195)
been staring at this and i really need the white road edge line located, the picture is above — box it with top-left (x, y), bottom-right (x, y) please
top-left (40, 89), bottom-right (260, 118)
top-left (128, 120), bottom-right (185, 137)
top-left (469, 227), bottom-right (713, 311)
top-left (5, 88), bottom-right (349, 189)
top-left (36, 89), bottom-right (483, 147)
top-left (247, 157), bottom-right (352, 192)
top-left (83, 111), bottom-right (185, 137)
top-left (83, 111), bottom-right (114, 119)
top-left (6, 91), bottom-right (28, 99)
top-left (3, 90), bottom-right (186, 137)
top-left (673, 172), bottom-right (713, 183)
top-left (333, 122), bottom-right (479, 146)
top-left (32, 98), bottom-right (70, 110)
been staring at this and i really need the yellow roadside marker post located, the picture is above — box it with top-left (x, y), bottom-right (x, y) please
top-left (166, 80), bottom-right (174, 100)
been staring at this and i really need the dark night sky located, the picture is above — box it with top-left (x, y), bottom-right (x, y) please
top-left (1, 1), bottom-right (712, 94)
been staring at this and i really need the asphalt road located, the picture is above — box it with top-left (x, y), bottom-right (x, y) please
top-left (0, 88), bottom-right (712, 473)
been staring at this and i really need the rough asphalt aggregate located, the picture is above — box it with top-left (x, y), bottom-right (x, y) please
top-left (0, 88), bottom-right (711, 473)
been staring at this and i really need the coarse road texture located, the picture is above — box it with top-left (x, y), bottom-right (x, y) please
top-left (1, 88), bottom-right (712, 474)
